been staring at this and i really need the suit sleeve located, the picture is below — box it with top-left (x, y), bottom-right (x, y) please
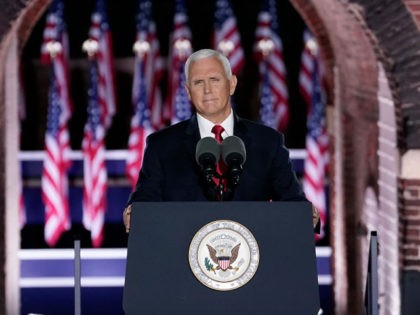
top-left (126, 136), bottom-right (164, 204)
top-left (270, 134), bottom-right (307, 201)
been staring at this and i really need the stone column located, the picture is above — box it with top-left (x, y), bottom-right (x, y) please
top-left (0, 29), bottom-right (21, 315)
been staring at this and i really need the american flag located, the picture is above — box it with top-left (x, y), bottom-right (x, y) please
top-left (164, 0), bottom-right (193, 125)
top-left (213, 0), bottom-right (245, 75)
top-left (87, 0), bottom-right (116, 129)
top-left (126, 0), bottom-right (161, 187)
top-left (299, 30), bottom-right (319, 108)
top-left (300, 32), bottom-right (329, 239)
top-left (82, 0), bottom-right (114, 247)
top-left (82, 61), bottom-right (107, 248)
top-left (40, 0), bottom-right (73, 246)
top-left (253, 0), bottom-right (289, 132)
top-left (259, 63), bottom-right (275, 128)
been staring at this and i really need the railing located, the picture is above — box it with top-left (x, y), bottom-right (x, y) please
top-left (19, 149), bottom-right (308, 226)
top-left (364, 231), bottom-right (379, 315)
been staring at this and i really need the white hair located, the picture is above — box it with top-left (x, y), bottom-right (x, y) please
top-left (184, 49), bottom-right (232, 82)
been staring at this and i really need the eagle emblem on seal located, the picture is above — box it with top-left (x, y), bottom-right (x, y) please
top-left (189, 220), bottom-right (259, 290)
top-left (205, 243), bottom-right (241, 272)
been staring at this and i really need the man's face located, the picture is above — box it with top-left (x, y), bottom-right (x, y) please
top-left (185, 56), bottom-right (237, 123)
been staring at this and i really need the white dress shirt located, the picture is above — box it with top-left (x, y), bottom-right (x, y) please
top-left (196, 111), bottom-right (234, 140)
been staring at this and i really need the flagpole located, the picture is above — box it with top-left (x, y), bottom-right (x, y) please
top-left (74, 238), bottom-right (81, 315)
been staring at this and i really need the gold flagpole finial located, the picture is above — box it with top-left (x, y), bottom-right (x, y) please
top-left (218, 40), bottom-right (234, 56)
top-left (82, 39), bottom-right (99, 57)
top-left (45, 41), bottom-right (63, 59)
top-left (174, 39), bottom-right (191, 59)
top-left (133, 40), bottom-right (150, 59)
top-left (257, 38), bottom-right (274, 57)
top-left (306, 38), bottom-right (318, 56)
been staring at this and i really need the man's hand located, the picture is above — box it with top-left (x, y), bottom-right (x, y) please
top-left (312, 205), bottom-right (320, 229)
top-left (123, 204), bottom-right (132, 233)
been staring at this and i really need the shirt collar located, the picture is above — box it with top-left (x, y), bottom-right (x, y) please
top-left (196, 110), bottom-right (234, 139)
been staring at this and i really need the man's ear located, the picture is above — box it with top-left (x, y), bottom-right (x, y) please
top-left (230, 75), bottom-right (238, 95)
top-left (184, 84), bottom-right (192, 100)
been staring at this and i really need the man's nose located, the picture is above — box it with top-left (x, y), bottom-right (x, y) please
top-left (204, 81), bottom-right (211, 93)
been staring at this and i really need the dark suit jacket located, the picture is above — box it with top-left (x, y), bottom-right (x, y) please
top-left (127, 113), bottom-right (306, 203)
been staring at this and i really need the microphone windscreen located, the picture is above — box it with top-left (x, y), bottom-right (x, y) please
top-left (221, 136), bottom-right (246, 165)
top-left (195, 137), bottom-right (220, 164)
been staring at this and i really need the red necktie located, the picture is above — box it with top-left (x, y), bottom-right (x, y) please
top-left (212, 124), bottom-right (224, 144)
top-left (211, 125), bottom-right (227, 187)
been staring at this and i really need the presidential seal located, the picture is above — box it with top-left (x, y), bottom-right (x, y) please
top-left (188, 220), bottom-right (259, 291)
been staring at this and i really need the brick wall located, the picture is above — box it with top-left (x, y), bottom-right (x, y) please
top-left (405, 0), bottom-right (420, 28)
top-left (399, 176), bottom-right (420, 314)
top-left (291, 2), bottom-right (379, 314)
top-left (1, 3), bottom-right (20, 311)
top-left (399, 178), bottom-right (420, 270)
top-left (0, 0), bottom-right (419, 315)
top-left (0, 2), bottom-right (48, 314)
top-left (291, 0), bottom-right (420, 314)
top-left (400, 0), bottom-right (420, 274)
top-left (0, 1), bottom-right (28, 41)
top-left (377, 63), bottom-right (400, 315)
top-left (353, 0), bottom-right (420, 149)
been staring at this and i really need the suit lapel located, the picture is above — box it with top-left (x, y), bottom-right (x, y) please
top-left (183, 114), bottom-right (201, 171)
top-left (232, 114), bottom-right (252, 201)
top-left (234, 113), bottom-right (251, 147)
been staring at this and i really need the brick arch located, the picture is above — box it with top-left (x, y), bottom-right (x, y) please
top-left (2, 0), bottom-right (419, 314)
top-left (292, 0), bottom-right (420, 314)
top-left (363, 1), bottom-right (420, 314)
top-left (353, 0), bottom-right (420, 149)
top-left (0, 0), bottom-right (383, 314)
top-left (0, 0), bottom-right (51, 313)
top-left (291, 1), bottom-right (383, 314)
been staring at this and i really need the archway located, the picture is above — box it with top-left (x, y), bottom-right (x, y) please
top-left (0, 1), bottom-right (51, 313)
top-left (0, 1), bottom-right (409, 314)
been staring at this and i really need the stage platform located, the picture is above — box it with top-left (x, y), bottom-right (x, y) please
top-left (20, 247), bottom-right (333, 315)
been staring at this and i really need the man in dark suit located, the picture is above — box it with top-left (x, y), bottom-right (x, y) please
top-left (123, 48), bottom-right (319, 232)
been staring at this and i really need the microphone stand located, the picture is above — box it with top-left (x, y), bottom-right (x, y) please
top-left (201, 171), bottom-right (236, 201)
top-left (213, 173), bottom-right (224, 201)
top-left (221, 166), bottom-right (243, 201)
top-left (216, 172), bottom-right (237, 201)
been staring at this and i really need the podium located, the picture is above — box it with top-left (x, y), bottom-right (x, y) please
top-left (123, 202), bottom-right (320, 315)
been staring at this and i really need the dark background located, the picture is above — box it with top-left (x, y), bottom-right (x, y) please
top-left (20, 0), bottom-right (309, 151)
top-left (19, 0), bottom-right (327, 249)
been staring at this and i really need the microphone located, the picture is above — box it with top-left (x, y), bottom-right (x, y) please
top-left (221, 136), bottom-right (246, 185)
top-left (195, 137), bottom-right (220, 183)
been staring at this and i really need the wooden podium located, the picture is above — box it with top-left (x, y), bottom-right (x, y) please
top-left (123, 201), bottom-right (320, 315)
